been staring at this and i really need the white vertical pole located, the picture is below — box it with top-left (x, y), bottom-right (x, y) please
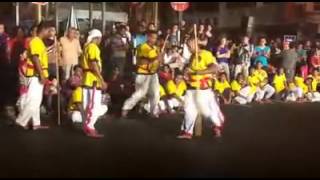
top-left (15, 2), bottom-right (20, 26)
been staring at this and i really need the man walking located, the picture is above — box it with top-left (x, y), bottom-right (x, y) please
top-left (15, 22), bottom-right (51, 130)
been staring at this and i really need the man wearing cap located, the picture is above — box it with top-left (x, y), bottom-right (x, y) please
top-left (81, 29), bottom-right (108, 138)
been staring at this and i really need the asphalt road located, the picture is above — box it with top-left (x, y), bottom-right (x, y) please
top-left (1, 102), bottom-right (320, 178)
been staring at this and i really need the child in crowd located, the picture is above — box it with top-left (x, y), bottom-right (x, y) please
top-left (214, 72), bottom-right (232, 104)
top-left (165, 72), bottom-right (187, 111)
top-left (272, 67), bottom-right (287, 100)
top-left (233, 72), bottom-right (255, 105)
top-left (305, 75), bottom-right (320, 102)
top-left (254, 61), bottom-right (275, 103)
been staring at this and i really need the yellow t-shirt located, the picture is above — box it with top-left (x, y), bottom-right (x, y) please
top-left (68, 87), bottom-right (83, 111)
top-left (160, 85), bottom-right (166, 98)
top-left (294, 76), bottom-right (308, 94)
top-left (136, 43), bottom-right (160, 74)
top-left (25, 37), bottom-right (49, 78)
top-left (231, 80), bottom-right (242, 94)
top-left (81, 43), bottom-right (102, 88)
top-left (166, 80), bottom-right (187, 97)
top-left (247, 75), bottom-right (260, 94)
top-left (311, 77), bottom-right (319, 92)
top-left (273, 73), bottom-right (287, 93)
top-left (254, 69), bottom-right (268, 87)
top-left (288, 82), bottom-right (296, 91)
top-left (214, 80), bottom-right (231, 94)
top-left (188, 50), bottom-right (217, 89)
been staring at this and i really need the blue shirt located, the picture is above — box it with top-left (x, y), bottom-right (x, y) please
top-left (133, 34), bottom-right (146, 48)
top-left (254, 46), bottom-right (270, 67)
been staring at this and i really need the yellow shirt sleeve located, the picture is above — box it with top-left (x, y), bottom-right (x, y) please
top-left (166, 80), bottom-right (176, 95)
top-left (203, 51), bottom-right (216, 65)
top-left (72, 87), bottom-right (83, 103)
top-left (176, 81), bottom-right (187, 97)
top-left (231, 80), bottom-right (241, 93)
top-left (160, 85), bottom-right (166, 98)
top-left (88, 44), bottom-right (100, 61)
top-left (30, 38), bottom-right (42, 56)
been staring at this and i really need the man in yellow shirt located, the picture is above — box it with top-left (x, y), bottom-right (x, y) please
top-left (177, 37), bottom-right (224, 140)
top-left (15, 21), bottom-right (51, 130)
top-left (122, 30), bottom-right (164, 118)
top-left (272, 67), bottom-right (287, 100)
top-left (234, 69), bottom-right (255, 104)
top-left (254, 62), bottom-right (275, 103)
top-left (81, 29), bottom-right (108, 138)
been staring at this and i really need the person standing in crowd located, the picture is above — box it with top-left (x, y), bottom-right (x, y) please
top-left (177, 37), bottom-right (224, 140)
top-left (81, 29), bottom-right (108, 138)
top-left (8, 27), bottom-right (26, 104)
top-left (59, 27), bottom-right (82, 80)
top-left (15, 22), bottom-right (51, 130)
top-left (109, 25), bottom-right (130, 78)
top-left (215, 37), bottom-right (231, 81)
top-left (310, 48), bottom-right (320, 73)
top-left (253, 37), bottom-right (270, 68)
top-left (122, 30), bottom-right (163, 118)
top-left (296, 42), bottom-right (308, 79)
top-left (281, 41), bottom-right (298, 81)
top-left (234, 36), bottom-right (254, 78)
top-left (169, 24), bottom-right (179, 46)
top-left (44, 26), bottom-right (58, 78)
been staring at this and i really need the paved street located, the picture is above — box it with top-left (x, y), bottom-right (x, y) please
top-left (1, 102), bottom-right (320, 178)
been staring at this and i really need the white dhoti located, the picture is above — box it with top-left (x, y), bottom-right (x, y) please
top-left (180, 89), bottom-right (225, 135)
top-left (122, 74), bottom-right (160, 115)
top-left (255, 84), bottom-right (275, 101)
top-left (234, 86), bottom-right (255, 105)
top-left (83, 88), bottom-right (108, 130)
top-left (306, 92), bottom-right (320, 102)
top-left (16, 77), bottom-right (44, 127)
top-left (286, 87), bottom-right (303, 102)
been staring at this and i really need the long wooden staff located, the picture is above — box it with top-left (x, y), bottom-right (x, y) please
top-left (54, 36), bottom-right (61, 126)
top-left (193, 24), bottom-right (203, 137)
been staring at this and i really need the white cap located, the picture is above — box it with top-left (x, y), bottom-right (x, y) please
top-left (87, 29), bottom-right (102, 43)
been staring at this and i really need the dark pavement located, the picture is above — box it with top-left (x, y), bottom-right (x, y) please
top-left (1, 102), bottom-right (320, 178)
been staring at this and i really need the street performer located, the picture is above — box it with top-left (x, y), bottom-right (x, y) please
top-left (177, 36), bottom-right (225, 140)
top-left (15, 22), bottom-right (51, 130)
top-left (81, 29), bottom-right (108, 138)
top-left (121, 30), bottom-right (164, 118)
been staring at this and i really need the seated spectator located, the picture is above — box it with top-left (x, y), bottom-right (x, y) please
top-left (305, 75), bottom-right (320, 102)
top-left (165, 72), bottom-right (187, 111)
top-left (214, 72), bottom-right (232, 104)
top-left (106, 67), bottom-right (134, 116)
top-left (285, 79), bottom-right (304, 102)
top-left (254, 62), bottom-right (275, 103)
top-left (272, 67), bottom-right (287, 100)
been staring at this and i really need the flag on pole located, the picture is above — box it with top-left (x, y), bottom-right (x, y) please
top-left (65, 5), bottom-right (80, 34)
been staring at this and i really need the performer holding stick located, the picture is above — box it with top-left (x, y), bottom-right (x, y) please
top-left (121, 30), bottom-right (165, 118)
top-left (177, 24), bottom-right (225, 140)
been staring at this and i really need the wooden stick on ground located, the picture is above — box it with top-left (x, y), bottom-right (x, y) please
top-left (193, 23), bottom-right (203, 137)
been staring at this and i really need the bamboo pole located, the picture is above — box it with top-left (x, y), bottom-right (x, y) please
top-left (193, 24), bottom-right (203, 137)
top-left (54, 36), bottom-right (61, 126)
